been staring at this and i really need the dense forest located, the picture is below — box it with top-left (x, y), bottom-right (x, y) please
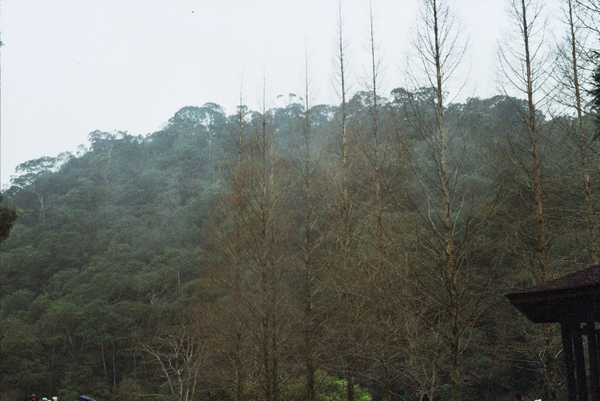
top-left (2, 1), bottom-right (600, 401)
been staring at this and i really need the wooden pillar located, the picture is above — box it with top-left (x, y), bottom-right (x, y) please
top-left (562, 322), bottom-right (578, 401)
top-left (505, 267), bottom-right (600, 401)
top-left (573, 323), bottom-right (589, 401)
top-left (586, 322), bottom-right (599, 401)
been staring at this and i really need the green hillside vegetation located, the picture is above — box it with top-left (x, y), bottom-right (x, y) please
top-left (2, 86), bottom-right (598, 401)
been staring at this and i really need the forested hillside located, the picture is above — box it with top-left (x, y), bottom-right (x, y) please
top-left (0, 88), bottom-right (596, 401)
top-left (2, 0), bottom-right (600, 401)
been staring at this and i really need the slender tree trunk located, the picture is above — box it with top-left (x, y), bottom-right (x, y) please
top-left (302, 52), bottom-right (317, 401)
top-left (234, 89), bottom-right (246, 401)
top-left (516, 1), bottom-right (557, 399)
top-left (567, 0), bottom-right (597, 263)
top-left (252, 79), bottom-right (282, 401)
top-left (367, 4), bottom-right (394, 400)
top-left (102, 342), bottom-right (108, 379)
top-left (112, 341), bottom-right (117, 388)
top-left (520, 0), bottom-right (549, 283)
top-left (431, 2), bottom-right (461, 400)
top-left (335, 4), bottom-right (357, 401)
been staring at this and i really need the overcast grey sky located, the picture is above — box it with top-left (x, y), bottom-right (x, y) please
top-left (1, 0), bottom-right (562, 187)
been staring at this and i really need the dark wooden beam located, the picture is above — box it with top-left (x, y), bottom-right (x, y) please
top-left (587, 323), bottom-right (599, 401)
top-left (562, 322), bottom-right (578, 401)
top-left (573, 323), bottom-right (589, 401)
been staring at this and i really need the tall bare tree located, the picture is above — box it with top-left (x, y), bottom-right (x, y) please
top-left (231, 87), bottom-right (250, 401)
top-left (402, 1), bottom-right (495, 401)
top-left (498, 1), bottom-right (562, 399)
top-left (555, 0), bottom-right (599, 265)
top-left (244, 78), bottom-right (294, 401)
top-left (324, 3), bottom-right (364, 401)
top-left (297, 50), bottom-right (320, 401)
top-left (498, 0), bottom-right (555, 288)
top-left (360, 4), bottom-right (405, 401)
top-left (208, 83), bottom-right (253, 401)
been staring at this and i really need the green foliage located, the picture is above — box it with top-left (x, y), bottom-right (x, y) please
top-left (0, 92), bottom-right (587, 401)
top-left (0, 194), bottom-right (18, 243)
top-left (242, 370), bottom-right (372, 401)
top-left (0, 316), bottom-right (48, 391)
top-left (0, 108), bottom-right (223, 397)
top-left (306, 370), bottom-right (372, 401)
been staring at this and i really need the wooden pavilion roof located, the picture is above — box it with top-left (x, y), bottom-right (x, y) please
top-left (506, 265), bottom-right (600, 323)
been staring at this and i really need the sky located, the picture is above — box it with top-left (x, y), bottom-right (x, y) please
top-left (0, 0), bottom-right (562, 187)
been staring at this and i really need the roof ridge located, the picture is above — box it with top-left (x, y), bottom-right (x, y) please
top-left (514, 265), bottom-right (600, 294)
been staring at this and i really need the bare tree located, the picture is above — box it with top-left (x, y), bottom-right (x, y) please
top-left (498, 1), bottom-right (562, 400)
top-left (206, 84), bottom-right (254, 401)
top-left (401, 2), bottom-right (497, 401)
top-left (555, 0), bottom-right (599, 265)
top-left (231, 87), bottom-right (251, 401)
top-left (359, 4), bottom-right (406, 401)
top-left (139, 322), bottom-right (210, 401)
top-left (295, 49), bottom-right (321, 401)
top-left (399, 307), bottom-right (449, 401)
top-left (323, 3), bottom-right (364, 401)
top-left (575, 0), bottom-right (600, 33)
top-left (243, 77), bottom-right (294, 401)
top-left (498, 0), bottom-right (556, 292)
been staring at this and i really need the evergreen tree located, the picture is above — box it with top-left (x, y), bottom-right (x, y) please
top-left (0, 195), bottom-right (18, 244)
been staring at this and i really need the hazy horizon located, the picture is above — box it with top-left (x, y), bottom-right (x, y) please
top-left (1, 0), bottom-right (563, 187)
